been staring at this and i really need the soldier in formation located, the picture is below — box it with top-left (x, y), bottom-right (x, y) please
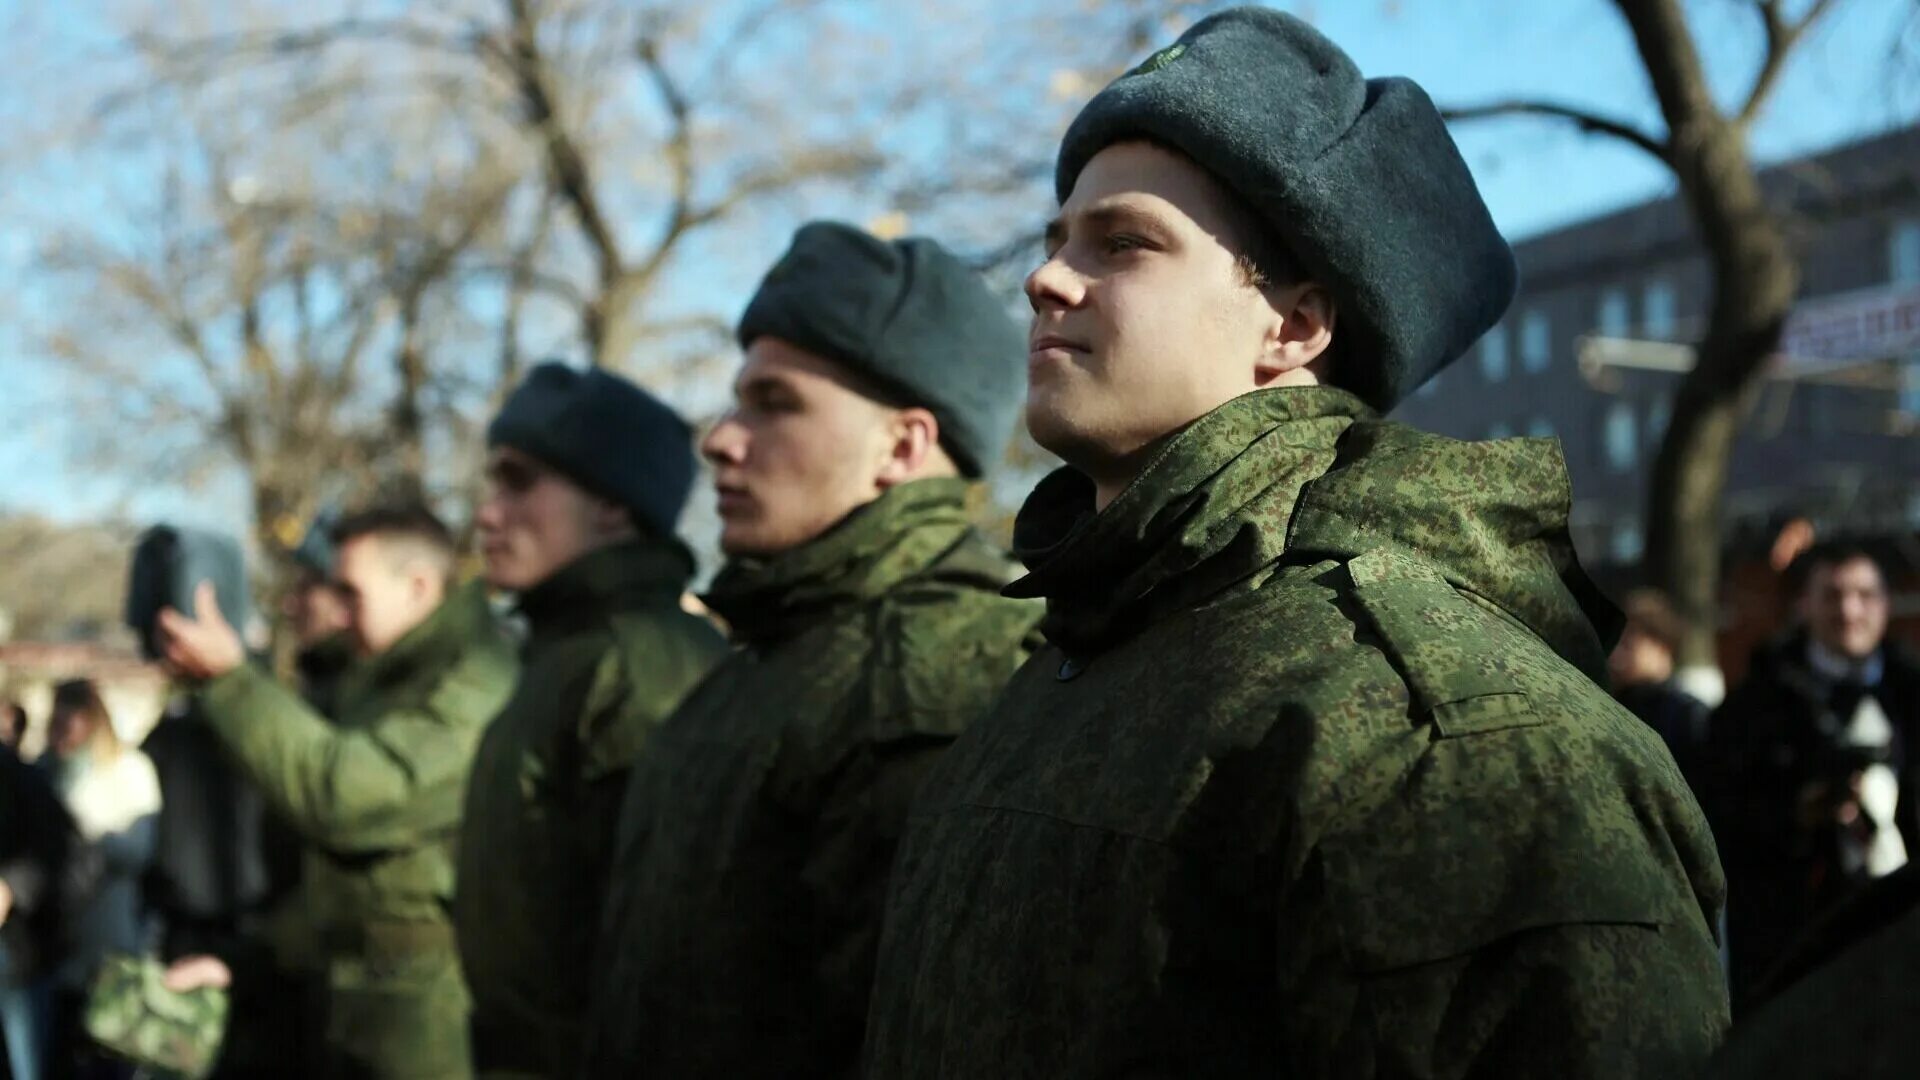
top-left (112, 9), bottom-right (1778, 1077)
top-left (579, 221), bottom-right (1041, 1076)
top-left (455, 363), bottom-right (727, 1078)
top-left (862, 8), bottom-right (1727, 1077)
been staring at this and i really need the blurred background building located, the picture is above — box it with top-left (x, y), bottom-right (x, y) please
top-left (1393, 123), bottom-right (1920, 674)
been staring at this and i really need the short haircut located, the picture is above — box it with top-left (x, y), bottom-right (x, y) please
top-left (1790, 541), bottom-right (1886, 599)
top-left (1621, 589), bottom-right (1684, 655)
top-left (331, 503), bottom-right (458, 583)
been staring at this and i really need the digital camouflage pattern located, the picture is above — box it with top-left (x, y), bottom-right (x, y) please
top-left (865, 386), bottom-right (1729, 1078)
top-left (199, 581), bottom-right (517, 1079)
top-left (454, 538), bottom-right (727, 1078)
top-left (84, 952), bottom-right (229, 1079)
top-left (580, 478), bottom-right (1042, 1077)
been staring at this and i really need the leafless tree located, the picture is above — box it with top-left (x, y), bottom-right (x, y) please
top-left (1447, 0), bottom-right (1850, 670)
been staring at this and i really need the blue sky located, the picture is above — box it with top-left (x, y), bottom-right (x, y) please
top-left (0, 0), bottom-right (1913, 535)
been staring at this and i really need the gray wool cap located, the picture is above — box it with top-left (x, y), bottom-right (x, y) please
top-left (737, 221), bottom-right (1026, 477)
top-left (1056, 7), bottom-right (1516, 411)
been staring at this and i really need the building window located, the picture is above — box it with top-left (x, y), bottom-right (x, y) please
top-left (1604, 402), bottom-right (1638, 471)
top-left (1527, 417), bottom-right (1556, 439)
top-left (1488, 421), bottom-right (1514, 440)
top-left (1893, 220), bottom-right (1920, 284)
top-left (1598, 288), bottom-right (1631, 339)
top-left (1480, 324), bottom-right (1509, 382)
top-left (1521, 310), bottom-right (1552, 373)
top-left (1644, 279), bottom-right (1677, 340)
top-left (1648, 393), bottom-right (1673, 443)
top-left (1610, 518), bottom-right (1645, 564)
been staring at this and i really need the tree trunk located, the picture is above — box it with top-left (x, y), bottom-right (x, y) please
top-left (1616, 0), bottom-right (1800, 672)
top-left (392, 300), bottom-right (429, 499)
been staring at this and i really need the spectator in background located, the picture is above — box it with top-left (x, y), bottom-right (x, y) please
top-left (0, 703), bottom-right (23, 755)
top-left (1610, 589), bottom-right (1711, 790)
top-left (284, 510), bottom-right (354, 721)
top-left (1710, 542), bottom-right (1920, 1011)
top-left (1, 734), bottom-right (90, 1080)
top-left (43, 679), bottom-right (159, 1079)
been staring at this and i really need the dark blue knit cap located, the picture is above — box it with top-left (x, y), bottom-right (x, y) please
top-left (1056, 7), bottom-right (1517, 410)
top-left (487, 362), bottom-right (697, 538)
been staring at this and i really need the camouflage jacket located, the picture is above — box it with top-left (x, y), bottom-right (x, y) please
top-left (454, 539), bottom-right (727, 1077)
top-left (864, 387), bottom-right (1729, 1079)
top-left (581, 478), bottom-right (1042, 1078)
top-left (200, 581), bottom-right (516, 941)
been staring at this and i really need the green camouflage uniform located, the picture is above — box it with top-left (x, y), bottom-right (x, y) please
top-left (453, 540), bottom-right (727, 1078)
top-left (864, 387), bottom-right (1729, 1079)
top-left (580, 478), bottom-right (1042, 1077)
top-left (199, 581), bottom-right (516, 1080)
top-left (83, 954), bottom-right (230, 1079)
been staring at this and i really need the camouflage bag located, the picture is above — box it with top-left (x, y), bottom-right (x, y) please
top-left (83, 953), bottom-right (229, 1080)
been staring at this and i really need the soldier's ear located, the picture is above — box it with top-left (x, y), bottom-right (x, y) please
top-left (1254, 283), bottom-right (1336, 386)
top-left (875, 407), bottom-right (944, 489)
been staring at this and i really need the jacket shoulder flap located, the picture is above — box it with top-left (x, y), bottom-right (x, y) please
top-left (1342, 547), bottom-right (1542, 738)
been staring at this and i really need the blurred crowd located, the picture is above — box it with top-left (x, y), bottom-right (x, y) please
top-left (1609, 543), bottom-right (1919, 1007)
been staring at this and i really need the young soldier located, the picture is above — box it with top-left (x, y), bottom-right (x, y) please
top-left (159, 505), bottom-right (516, 1079)
top-left (454, 363), bottom-right (728, 1078)
top-left (580, 222), bottom-right (1041, 1077)
top-left (864, 10), bottom-right (1729, 1077)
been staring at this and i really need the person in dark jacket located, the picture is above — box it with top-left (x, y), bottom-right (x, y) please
top-left (0, 703), bottom-right (21, 753)
top-left (579, 222), bottom-right (1040, 1078)
top-left (1, 740), bottom-right (92, 1080)
top-left (455, 363), bottom-right (727, 1079)
top-left (1610, 589), bottom-right (1712, 792)
top-left (1708, 861), bottom-right (1920, 1079)
top-left (1709, 541), bottom-right (1919, 1011)
top-left (128, 527), bottom-right (276, 962)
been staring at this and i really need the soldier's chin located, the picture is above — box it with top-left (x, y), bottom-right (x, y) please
top-left (1025, 395), bottom-right (1103, 465)
top-left (718, 521), bottom-right (778, 559)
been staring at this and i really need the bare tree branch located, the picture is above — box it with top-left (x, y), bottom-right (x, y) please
top-left (1441, 99), bottom-right (1671, 163)
top-left (1739, 0), bottom-right (1840, 125)
top-left (635, 32), bottom-right (697, 283)
top-left (502, 0), bottom-right (622, 288)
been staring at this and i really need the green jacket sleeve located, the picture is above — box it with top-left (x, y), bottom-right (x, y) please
top-left (200, 663), bottom-right (492, 854)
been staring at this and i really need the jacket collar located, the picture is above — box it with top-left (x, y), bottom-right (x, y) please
top-left (1008, 387), bottom-right (1368, 655)
top-left (515, 537), bottom-right (696, 643)
top-left (704, 477), bottom-right (975, 644)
